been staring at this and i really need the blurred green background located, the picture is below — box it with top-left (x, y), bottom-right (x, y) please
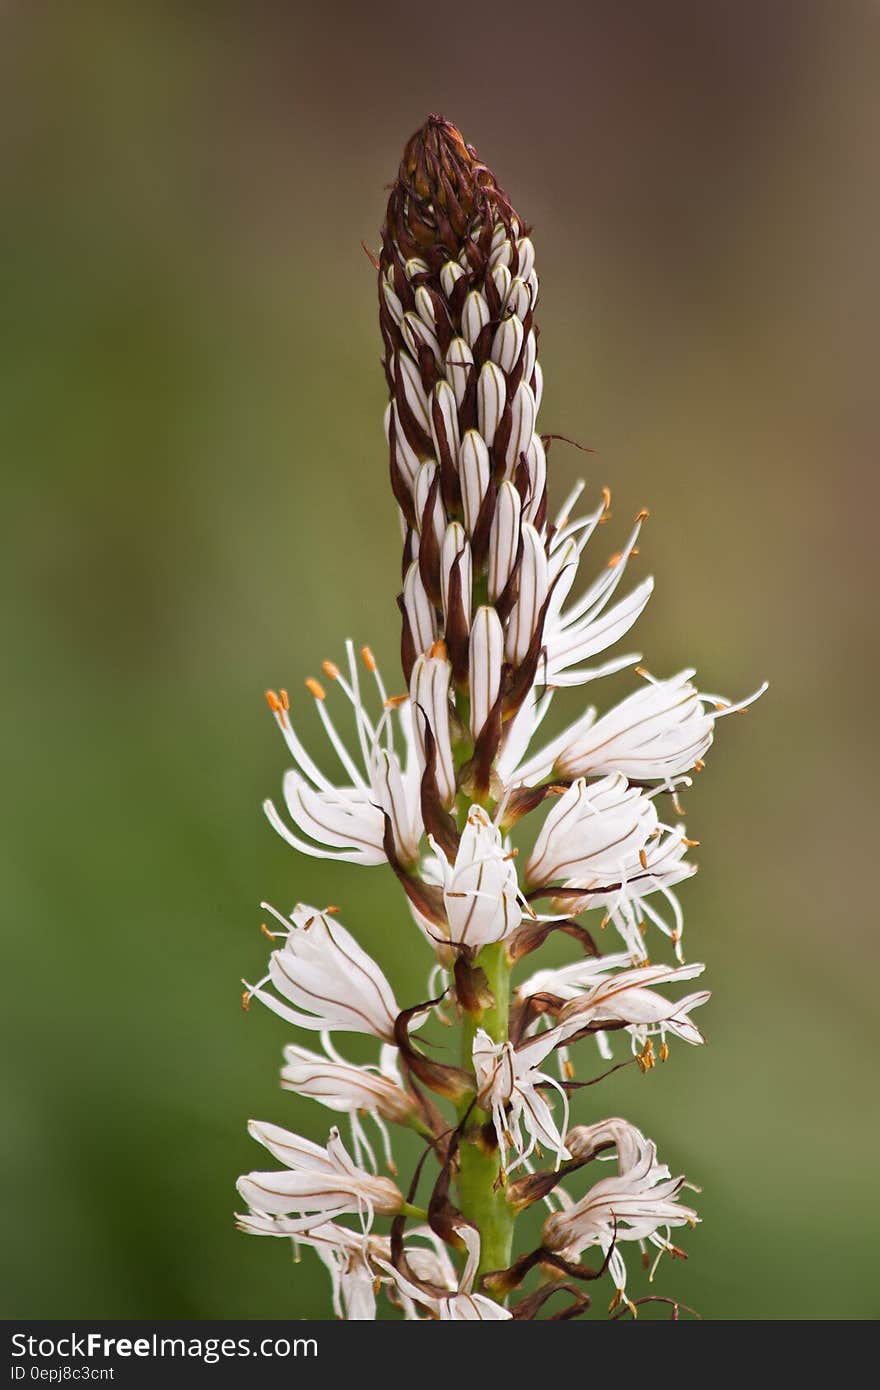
top-left (2, 0), bottom-right (877, 1319)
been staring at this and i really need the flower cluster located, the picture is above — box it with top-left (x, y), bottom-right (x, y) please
top-left (237, 115), bottom-right (763, 1320)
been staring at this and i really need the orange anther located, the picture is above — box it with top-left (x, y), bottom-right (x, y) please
top-left (682, 836), bottom-right (701, 848)
top-left (260, 923), bottom-right (274, 940)
top-left (429, 638), bottom-right (448, 661)
top-left (265, 690), bottom-right (282, 713)
top-left (323, 905), bottom-right (340, 915)
top-left (659, 1041), bottom-right (670, 1063)
top-left (241, 990), bottom-right (251, 1012)
top-left (563, 1059), bottom-right (575, 1081)
top-left (638, 849), bottom-right (648, 871)
top-left (384, 693), bottom-right (409, 709)
top-left (305, 678), bottom-right (326, 700)
top-left (361, 646), bottom-right (377, 671)
top-left (279, 688), bottom-right (290, 711)
top-left (322, 661), bottom-right (341, 680)
top-left (693, 759), bottom-right (705, 772)
top-left (636, 508), bottom-right (650, 522)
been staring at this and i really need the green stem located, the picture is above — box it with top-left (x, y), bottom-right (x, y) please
top-left (456, 941), bottom-right (514, 1294)
top-left (401, 1202), bottom-right (429, 1222)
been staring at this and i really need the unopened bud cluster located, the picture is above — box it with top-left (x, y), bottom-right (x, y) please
top-left (237, 116), bottom-right (763, 1321)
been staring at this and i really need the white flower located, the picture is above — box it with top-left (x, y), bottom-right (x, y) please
top-left (281, 1040), bottom-right (414, 1125)
top-left (541, 489), bottom-right (653, 688)
top-left (375, 1225), bottom-right (512, 1321)
top-left (514, 666), bottom-right (765, 787)
top-left (529, 813), bottom-right (697, 962)
top-left (525, 773), bottom-right (659, 889)
top-left (234, 1217), bottom-right (456, 1321)
top-left (280, 1039), bottom-right (416, 1172)
top-left (543, 1119), bottom-right (699, 1292)
top-left (263, 642), bottom-right (422, 867)
top-left (517, 952), bottom-right (634, 1003)
top-left (236, 1123), bottom-right (404, 1234)
top-left (431, 805), bottom-right (523, 949)
top-left (555, 962), bottom-right (710, 1049)
top-left (243, 904), bottom-right (401, 1042)
top-left (472, 1027), bottom-right (571, 1173)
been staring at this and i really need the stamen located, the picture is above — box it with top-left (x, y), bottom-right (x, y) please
top-left (305, 678), bottom-right (326, 701)
top-left (361, 646), bottom-right (377, 672)
top-left (659, 1041), bottom-right (670, 1063)
top-left (322, 661), bottom-right (341, 681)
top-left (635, 1039), bottom-right (655, 1073)
top-left (279, 689), bottom-right (290, 710)
top-left (265, 689), bottom-right (282, 713)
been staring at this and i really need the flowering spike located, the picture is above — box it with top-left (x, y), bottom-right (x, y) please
top-left (238, 114), bottom-right (764, 1322)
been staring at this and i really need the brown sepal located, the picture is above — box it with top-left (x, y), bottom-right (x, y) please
top-left (430, 388), bottom-right (462, 514)
top-left (382, 810), bottom-right (445, 924)
top-left (469, 473), bottom-right (498, 570)
top-left (506, 914), bottom-right (601, 963)
top-left (490, 401), bottom-right (514, 482)
top-left (499, 780), bottom-right (558, 830)
top-left (444, 547), bottom-right (471, 686)
top-left (393, 997), bottom-right (473, 1104)
top-left (466, 684), bottom-right (505, 799)
top-left (397, 593), bottom-right (416, 687)
top-left (453, 953), bottom-right (495, 1013)
top-left (493, 528), bottom-right (524, 626)
top-left (511, 1284), bottom-right (592, 1321)
top-left (419, 717), bottom-right (461, 862)
top-left (508, 990), bottom-right (564, 1047)
top-left (417, 467), bottom-right (443, 607)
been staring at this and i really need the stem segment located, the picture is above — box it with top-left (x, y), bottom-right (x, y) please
top-left (456, 941), bottom-right (514, 1292)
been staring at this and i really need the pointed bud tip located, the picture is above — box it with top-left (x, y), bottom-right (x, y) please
top-left (383, 115), bottom-right (522, 263)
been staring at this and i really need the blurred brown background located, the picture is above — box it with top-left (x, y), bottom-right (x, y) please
top-left (1, 0), bottom-right (877, 1318)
